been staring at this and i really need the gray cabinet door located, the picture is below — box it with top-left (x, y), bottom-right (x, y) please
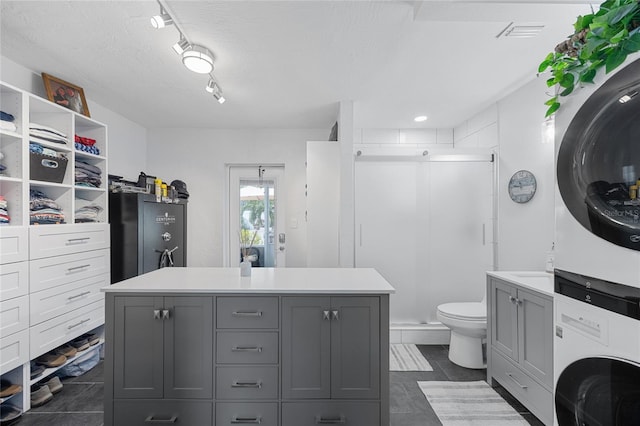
top-left (517, 289), bottom-right (553, 388)
top-left (113, 296), bottom-right (164, 398)
top-left (282, 296), bottom-right (331, 399)
top-left (490, 279), bottom-right (518, 362)
top-left (164, 296), bottom-right (214, 399)
top-left (331, 297), bottom-right (380, 399)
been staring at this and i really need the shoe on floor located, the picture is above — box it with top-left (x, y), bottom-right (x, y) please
top-left (0, 379), bottom-right (22, 398)
top-left (54, 343), bottom-right (77, 358)
top-left (30, 383), bottom-right (53, 407)
top-left (0, 403), bottom-right (22, 425)
top-left (43, 376), bottom-right (63, 394)
top-left (70, 336), bottom-right (90, 352)
top-left (34, 352), bottom-right (67, 368)
top-left (30, 361), bottom-right (45, 380)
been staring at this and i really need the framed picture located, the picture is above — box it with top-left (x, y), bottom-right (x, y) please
top-left (41, 73), bottom-right (90, 117)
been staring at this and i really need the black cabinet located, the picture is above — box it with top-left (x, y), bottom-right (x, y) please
top-left (109, 193), bottom-right (187, 283)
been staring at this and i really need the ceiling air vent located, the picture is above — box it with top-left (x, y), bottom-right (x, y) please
top-left (496, 22), bottom-right (545, 39)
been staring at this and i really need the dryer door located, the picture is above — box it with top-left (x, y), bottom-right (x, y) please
top-left (557, 58), bottom-right (640, 251)
top-left (555, 357), bottom-right (640, 425)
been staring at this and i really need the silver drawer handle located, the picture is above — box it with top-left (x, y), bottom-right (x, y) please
top-left (67, 318), bottom-right (90, 329)
top-left (67, 264), bottom-right (90, 273)
top-left (67, 291), bottom-right (91, 300)
top-left (509, 296), bottom-right (516, 303)
top-left (232, 346), bottom-right (262, 352)
top-left (231, 416), bottom-right (262, 424)
top-left (144, 415), bottom-right (178, 423)
top-left (231, 380), bottom-right (262, 388)
top-left (316, 415), bottom-right (346, 424)
top-left (66, 237), bottom-right (90, 245)
top-left (232, 311), bottom-right (263, 317)
top-left (506, 372), bottom-right (528, 389)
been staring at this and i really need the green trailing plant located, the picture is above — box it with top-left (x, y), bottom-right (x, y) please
top-left (538, 0), bottom-right (640, 116)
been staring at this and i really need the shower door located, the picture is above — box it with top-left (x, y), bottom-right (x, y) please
top-left (355, 154), bottom-right (494, 324)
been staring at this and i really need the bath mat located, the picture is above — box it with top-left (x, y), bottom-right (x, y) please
top-left (418, 381), bottom-right (529, 425)
top-left (389, 344), bottom-right (433, 371)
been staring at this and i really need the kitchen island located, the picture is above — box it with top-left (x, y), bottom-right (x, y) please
top-left (102, 267), bottom-right (395, 426)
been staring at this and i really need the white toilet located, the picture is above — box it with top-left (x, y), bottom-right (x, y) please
top-left (436, 295), bottom-right (487, 369)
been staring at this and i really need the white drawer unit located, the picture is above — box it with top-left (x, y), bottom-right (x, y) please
top-left (29, 248), bottom-right (109, 293)
top-left (29, 299), bottom-right (104, 359)
top-left (30, 274), bottom-right (107, 326)
top-left (0, 328), bottom-right (29, 375)
top-left (0, 226), bottom-right (28, 264)
top-left (0, 295), bottom-right (29, 337)
top-left (0, 260), bottom-right (28, 301)
top-left (29, 223), bottom-right (109, 260)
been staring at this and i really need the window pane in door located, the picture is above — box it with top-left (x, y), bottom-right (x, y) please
top-left (240, 180), bottom-right (276, 267)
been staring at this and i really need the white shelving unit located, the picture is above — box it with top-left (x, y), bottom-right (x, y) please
top-left (0, 81), bottom-right (109, 416)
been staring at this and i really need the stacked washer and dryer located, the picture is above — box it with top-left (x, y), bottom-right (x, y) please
top-left (553, 53), bottom-right (640, 425)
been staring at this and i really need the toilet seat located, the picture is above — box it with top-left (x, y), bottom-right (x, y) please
top-left (437, 302), bottom-right (486, 321)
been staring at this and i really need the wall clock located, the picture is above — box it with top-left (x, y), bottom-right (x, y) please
top-left (508, 170), bottom-right (537, 203)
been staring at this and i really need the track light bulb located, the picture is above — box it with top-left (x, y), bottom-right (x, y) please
top-left (172, 37), bottom-right (190, 55)
top-left (150, 13), bottom-right (173, 29)
top-left (206, 79), bottom-right (217, 93)
top-left (182, 45), bottom-right (214, 74)
top-left (214, 93), bottom-right (226, 104)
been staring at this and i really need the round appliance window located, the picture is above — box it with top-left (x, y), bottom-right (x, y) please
top-left (555, 357), bottom-right (640, 425)
top-left (557, 58), bottom-right (640, 250)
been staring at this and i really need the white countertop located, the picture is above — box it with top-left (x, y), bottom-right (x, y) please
top-left (102, 267), bottom-right (396, 294)
top-left (487, 271), bottom-right (554, 296)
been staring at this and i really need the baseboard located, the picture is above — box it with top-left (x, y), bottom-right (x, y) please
top-left (389, 323), bottom-right (450, 345)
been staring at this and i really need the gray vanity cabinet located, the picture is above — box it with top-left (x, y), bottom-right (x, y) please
top-left (282, 296), bottom-right (380, 400)
top-left (112, 296), bottom-right (214, 399)
top-left (488, 276), bottom-right (553, 426)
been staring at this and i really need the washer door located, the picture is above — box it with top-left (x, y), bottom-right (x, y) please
top-left (557, 58), bottom-right (640, 251)
top-left (555, 357), bottom-right (640, 425)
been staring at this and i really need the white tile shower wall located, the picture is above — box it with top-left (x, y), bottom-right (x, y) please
top-left (357, 128), bottom-right (454, 146)
top-left (454, 104), bottom-right (498, 148)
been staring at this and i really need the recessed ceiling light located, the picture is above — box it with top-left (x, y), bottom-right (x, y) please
top-left (414, 115), bottom-right (428, 122)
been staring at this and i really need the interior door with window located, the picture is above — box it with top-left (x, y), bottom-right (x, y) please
top-left (228, 165), bottom-right (285, 267)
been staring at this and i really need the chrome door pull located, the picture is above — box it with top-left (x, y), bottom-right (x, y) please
top-left (509, 296), bottom-right (516, 304)
top-left (153, 310), bottom-right (161, 319)
top-left (231, 346), bottom-right (262, 352)
top-left (331, 310), bottom-right (339, 321)
top-left (506, 372), bottom-right (528, 389)
top-left (231, 416), bottom-right (262, 424)
top-left (144, 415), bottom-right (178, 423)
top-left (232, 311), bottom-right (263, 317)
top-left (323, 310), bottom-right (330, 321)
top-left (231, 380), bottom-right (262, 388)
top-left (315, 415), bottom-right (346, 424)
top-left (162, 309), bottom-right (170, 320)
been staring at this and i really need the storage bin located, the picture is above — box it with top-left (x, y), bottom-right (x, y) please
top-left (30, 152), bottom-right (68, 183)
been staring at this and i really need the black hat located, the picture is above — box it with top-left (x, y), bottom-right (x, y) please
top-left (171, 180), bottom-right (189, 199)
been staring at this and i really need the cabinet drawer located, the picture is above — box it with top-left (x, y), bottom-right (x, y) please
top-left (217, 296), bottom-right (278, 329)
top-left (30, 248), bottom-right (109, 293)
top-left (216, 402), bottom-right (278, 426)
top-left (114, 400), bottom-right (213, 426)
top-left (30, 300), bottom-right (104, 359)
top-left (216, 331), bottom-right (278, 364)
top-left (0, 295), bottom-right (28, 336)
top-left (491, 349), bottom-right (553, 426)
top-left (282, 401), bottom-right (380, 426)
top-left (0, 329), bottom-right (29, 375)
top-left (216, 366), bottom-right (278, 400)
top-left (0, 261), bottom-right (28, 301)
top-left (30, 274), bottom-right (107, 325)
top-left (0, 226), bottom-right (28, 264)
top-left (29, 223), bottom-right (109, 260)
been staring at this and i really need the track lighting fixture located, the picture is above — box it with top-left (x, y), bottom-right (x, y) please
top-left (172, 35), bottom-right (190, 55)
top-left (150, 1), bottom-right (225, 103)
top-left (150, 6), bottom-right (173, 29)
top-left (182, 45), bottom-right (214, 74)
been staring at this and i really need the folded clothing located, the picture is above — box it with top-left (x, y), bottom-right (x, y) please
top-left (0, 120), bottom-right (17, 133)
top-left (75, 141), bottom-right (100, 156)
top-left (0, 111), bottom-right (15, 122)
top-left (29, 122), bottom-right (67, 139)
top-left (75, 203), bottom-right (103, 223)
top-left (75, 134), bottom-right (96, 146)
top-left (30, 142), bottom-right (67, 159)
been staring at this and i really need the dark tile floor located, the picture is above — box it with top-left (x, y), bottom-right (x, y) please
top-left (14, 345), bottom-right (545, 426)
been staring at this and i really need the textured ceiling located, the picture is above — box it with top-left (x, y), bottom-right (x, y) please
top-left (0, 1), bottom-right (595, 130)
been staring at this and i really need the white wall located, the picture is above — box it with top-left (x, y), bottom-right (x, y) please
top-left (455, 78), bottom-right (555, 271)
top-left (145, 128), bottom-right (327, 268)
top-left (0, 55), bottom-right (147, 178)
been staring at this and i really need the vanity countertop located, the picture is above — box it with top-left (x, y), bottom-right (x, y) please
top-left (102, 267), bottom-right (396, 294)
top-left (487, 271), bottom-right (554, 296)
